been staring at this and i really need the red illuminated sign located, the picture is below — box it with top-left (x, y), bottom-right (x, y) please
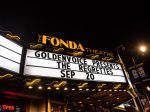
top-left (0, 104), bottom-right (15, 111)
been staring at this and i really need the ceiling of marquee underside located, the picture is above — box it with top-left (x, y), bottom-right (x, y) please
top-left (0, 73), bottom-right (131, 111)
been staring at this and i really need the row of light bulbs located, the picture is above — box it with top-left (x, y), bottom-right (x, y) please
top-left (68, 100), bottom-right (117, 111)
top-left (28, 86), bottom-right (127, 92)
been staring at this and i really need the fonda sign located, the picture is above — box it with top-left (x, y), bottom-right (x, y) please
top-left (24, 49), bottom-right (126, 83)
top-left (38, 35), bottom-right (114, 61)
top-left (41, 35), bottom-right (85, 51)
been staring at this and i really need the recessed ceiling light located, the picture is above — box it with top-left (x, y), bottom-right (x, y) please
top-left (79, 88), bottom-right (82, 91)
top-left (92, 89), bottom-right (95, 91)
top-left (72, 88), bottom-right (75, 91)
top-left (47, 86), bottom-right (51, 90)
top-left (56, 87), bottom-right (60, 90)
top-left (64, 87), bottom-right (68, 91)
top-left (79, 101), bottom-right (82, 103)
top-left (98, 89), bottom-right (101, 91)
top-left (86, 88), bottom-right (89, 91)
top-left (38, 86), bottom-right (42, 90)
top-left (28, 86), bottom-right (33, 89)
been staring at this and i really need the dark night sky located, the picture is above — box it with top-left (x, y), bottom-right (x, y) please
top-left (1, 16), bottom-right (150, 53)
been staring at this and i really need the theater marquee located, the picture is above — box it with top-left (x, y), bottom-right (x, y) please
top-left (0, 35), bottom-right (23, 73)
top-left (0, 35), bottom-right (127, 83)
top-left (24, 49), bottom-right (126, 83)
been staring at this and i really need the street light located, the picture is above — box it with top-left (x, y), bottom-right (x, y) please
top-left (116, 44), bottom-right (150, 111)
top-left (137, 42), bottom-right (149, 52)
top-left (115, 45), bottom-right (145, 112)
top-left (129, 43), bottom-right (150, 106)
top-left (139, 45), bottom-right (147, 53)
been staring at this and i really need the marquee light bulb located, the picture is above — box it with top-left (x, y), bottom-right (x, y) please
top-left (38, 86), bottom-right (42, 90)
top-left (72, 88), bottom-right (75, 91)
top-left (47, 86), bottom-right (51, 90)
top-left (64, 87), bottom-right (68, 91)
top-left (79, 88), bottom-right (82, 91)
top-left (92, 89), bottom-right (95, 91)
top-left (98, 89), bottom-right (101, 91)
top-left (86, 88), bottom-right (89, 91)
top-left (56, 87), bottom-right (60, 90)
top-left (79, 101), bottom-right (82, 103)
top-left (28, 86), bottom-right (33, 89)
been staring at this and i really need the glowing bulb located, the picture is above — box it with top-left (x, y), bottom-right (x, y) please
top-left (64, 87), bottom-right (68, 91)
top-left (56, 87), bottom-right (60, 90)
top-left (98, 89), bottom-right (101, 91)
top-left (38, 86), bottom-right (42, 90)
top-left (79, 101), bottom-right (82, 103)
top-left (86, 88), bottom-right (89, 91)
top-left (92, 89), bottom-right (95, 91)
top-left (79, 88), bottom-right (82, 91)
top-left (28, 86), bottom-right (33, 89)
top-left (139, 46), bottom-right (146, 52)
top-left (47, 86), bottom-right (51, 90)
top-left (147, 86), bottom-right (150, 91)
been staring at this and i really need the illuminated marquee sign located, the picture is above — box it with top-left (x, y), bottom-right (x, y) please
top-left (0, 35), bottom-right (23, 73)
top-left (24, 49), bottom-right (126, 83)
